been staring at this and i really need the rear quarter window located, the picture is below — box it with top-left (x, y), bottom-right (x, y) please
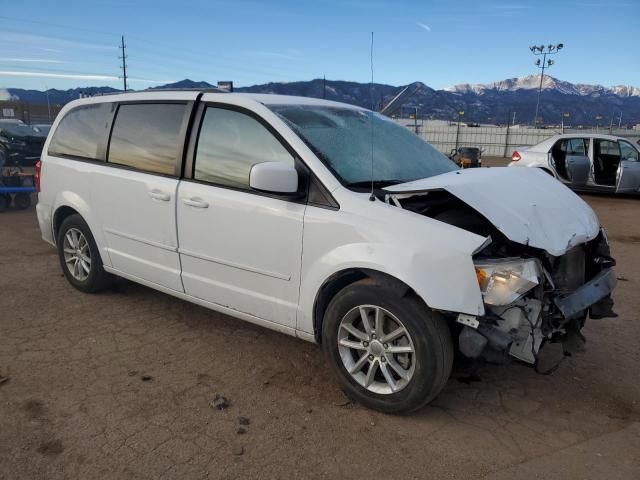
top-left (48, 103), bottom-right (113, 160)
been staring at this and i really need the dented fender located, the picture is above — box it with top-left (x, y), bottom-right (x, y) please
top-left (297, 193), bottom-right (489, 335)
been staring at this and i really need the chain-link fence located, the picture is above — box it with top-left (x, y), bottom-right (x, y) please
top-left (397, 119), bottom-right (640, 157)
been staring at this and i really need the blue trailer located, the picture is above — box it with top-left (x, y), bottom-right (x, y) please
top-left (0, 185), bottom-right (36, 212)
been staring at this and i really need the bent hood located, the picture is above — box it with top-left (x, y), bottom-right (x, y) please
top-left (384, 167), bottom-right (600, 256)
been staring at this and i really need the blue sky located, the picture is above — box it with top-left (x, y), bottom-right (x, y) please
top-left (0, 0), bottom-right (639, 91)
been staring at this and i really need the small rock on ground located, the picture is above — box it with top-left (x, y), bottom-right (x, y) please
top-left (212, 394), bottom-right (230, 410)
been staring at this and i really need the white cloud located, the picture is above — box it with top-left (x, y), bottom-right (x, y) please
top-left (417, 22), bottom-right (431, 32)
top-left (0, 57), bottom-right (64, 64)
top-left (0, 32), bottom-right (114, 52)
top-left (0, 71), bottom-right (173, 84)
top-left (0, 71), bottom-right (115, 81)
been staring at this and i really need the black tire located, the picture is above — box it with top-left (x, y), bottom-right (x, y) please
top-left (14, 192), bottom-right (31, 210)
top-left (0, 195), bottom-right (8, 213)
top-left (322, 278), bottom-right (453, 414)
top-left (56, 214), bottom-right (113, 293)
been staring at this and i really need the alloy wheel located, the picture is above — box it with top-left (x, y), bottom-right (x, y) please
top-left (62, 228), bottom-right (91, 281)
top-left (337, 305), bottom-right (416, 394)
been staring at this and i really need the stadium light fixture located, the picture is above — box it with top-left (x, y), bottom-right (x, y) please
top-left (529, 43), bottom-right (564, 126)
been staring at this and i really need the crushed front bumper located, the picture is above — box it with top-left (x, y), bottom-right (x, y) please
top-left (553, 268), bottom-right (617, 319)
top-left (459, 231), bottom-right (617, 366)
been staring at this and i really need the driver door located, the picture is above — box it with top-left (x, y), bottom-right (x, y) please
top-left (176, 103), bottom-right (306, 328)
top-left (616, 140), bottom-right (640, 193)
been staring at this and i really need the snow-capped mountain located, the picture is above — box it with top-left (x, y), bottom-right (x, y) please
top-left (446, 75), bottom-right (640, 98)
top-left (3, 76), bottom-right (640, 125)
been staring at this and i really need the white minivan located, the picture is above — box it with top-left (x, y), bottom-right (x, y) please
top-left (36, 90), bottom-right (617, 413)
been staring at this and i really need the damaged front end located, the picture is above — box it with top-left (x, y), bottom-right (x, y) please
top-left (462, 230), bottom-right (617, 368)
top-left (385, 187), bottom-right (617, 371)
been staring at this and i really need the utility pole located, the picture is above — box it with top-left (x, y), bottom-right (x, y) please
top-left (562, 112), bottom-right (569, 134)
top-left (413, 105), bottom-right (422, 134)
top-left (595, 114), bottom-right (603, 133)
top-left (529, 43), bottom-right (563, 127)
top-left (455, 110), bottom-right (464, 150)
top-left (504, 112), bottom-right (512, 157)
top-left (119, 35), bottom-right (128, 92)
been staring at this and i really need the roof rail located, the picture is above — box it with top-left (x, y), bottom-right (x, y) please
top-left (141, 87), bottom-right (228, 93)
top-left (74, 87), bottom-right (229, 100)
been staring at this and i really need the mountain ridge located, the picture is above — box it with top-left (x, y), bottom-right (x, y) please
top-left (3, 75), bottom-right (639, 126)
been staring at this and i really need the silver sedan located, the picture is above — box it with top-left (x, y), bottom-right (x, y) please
top-left (508, 133), bottom-right (640, 194)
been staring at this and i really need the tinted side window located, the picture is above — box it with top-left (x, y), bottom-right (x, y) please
top-left (49, 103), bottom-right (112, 160)
top-left (194, 107), bottom-right (294, 189)
top-left (619, 141), bottom-right (639, 161)
top-left (596, 139), bottom-right (620, 157)
top-left (108, 103), bottom-right (186, 176)
top-left (567, 138), bottom-right (588, 155)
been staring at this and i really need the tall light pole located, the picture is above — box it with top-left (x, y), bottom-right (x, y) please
top-left (411, 104), bottom-right (422, 134)
top-left (455, 110), bottom-right (464, 150)
top-left (529, 43), bottom-right (563, 127)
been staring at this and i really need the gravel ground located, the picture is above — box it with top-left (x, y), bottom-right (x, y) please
top-left (0, 182), bottom-right (639, 479)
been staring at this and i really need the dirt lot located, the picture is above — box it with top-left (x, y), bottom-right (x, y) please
top-left (1, 179), bottom-right (639, 479)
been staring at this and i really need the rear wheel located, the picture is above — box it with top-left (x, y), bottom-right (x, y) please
top-left (322, 279), bottom-right (453, 413)
top-left (56, 214), bottom-right (112, 293)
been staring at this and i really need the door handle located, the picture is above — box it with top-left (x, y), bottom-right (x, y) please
top-left (183, 197), bottom-right (209, 209)
top-left (149, 189), bottom-right (171, 202)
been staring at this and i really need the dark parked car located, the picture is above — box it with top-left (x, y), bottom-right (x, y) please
top-left (0, 121), bottom-right (46, 168)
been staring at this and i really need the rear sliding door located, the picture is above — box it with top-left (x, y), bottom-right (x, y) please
top-left (93, 100), bottom-right (193, 291)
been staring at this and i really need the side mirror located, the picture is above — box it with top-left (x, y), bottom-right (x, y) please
top-left (249, 161), bottom-right (299, 195)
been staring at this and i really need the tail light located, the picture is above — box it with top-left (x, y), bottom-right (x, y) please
top-left (35, 160), bottom-right (42, 193)
top-left (511, 151), bottom-right (521, 162)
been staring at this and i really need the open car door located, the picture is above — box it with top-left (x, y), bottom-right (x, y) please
top-left (565, 154), bottom-right (590, 186)
top-left (616, 141), bottom-right (640, 193)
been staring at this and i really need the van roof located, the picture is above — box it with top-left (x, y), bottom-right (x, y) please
top-left (66, 90), bottom-right (364, 110)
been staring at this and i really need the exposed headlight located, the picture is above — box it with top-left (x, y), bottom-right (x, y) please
top-left (474, 258), bottom-right (541, 306)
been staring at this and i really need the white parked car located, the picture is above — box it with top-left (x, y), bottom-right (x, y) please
top-left (36, 91), bottom-right (617, 413)
top-left (509, 133), bottom-right (640, 194)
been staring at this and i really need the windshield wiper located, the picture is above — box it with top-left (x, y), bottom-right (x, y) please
top-left (344, 179), bottom-right (405, 189)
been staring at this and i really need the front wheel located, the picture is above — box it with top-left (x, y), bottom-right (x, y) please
top-left (56, 214), bottom-right (112, 293)
top-left (322, 279), bottom-right (453, 413)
